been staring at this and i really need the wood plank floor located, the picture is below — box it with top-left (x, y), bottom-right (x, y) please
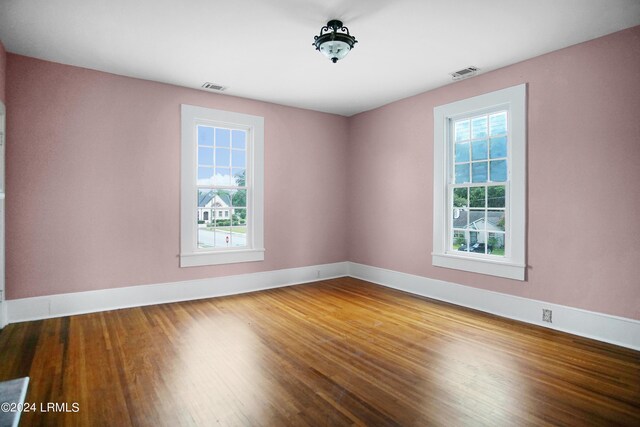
top-left (0, 277), bottom-right (639, 426)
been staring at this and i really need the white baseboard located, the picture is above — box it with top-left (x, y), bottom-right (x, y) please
top-left (7, 262), bottom-right (349, 323)
top-left (6, 260), bottom-right (639, 351)
top-left (0, 302), bottom-right (7, 329)
top-left (348, 262), bottom-right (640, 351)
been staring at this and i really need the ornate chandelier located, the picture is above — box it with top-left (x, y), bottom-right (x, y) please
top-left (312, 20), bottom-right (358, 63)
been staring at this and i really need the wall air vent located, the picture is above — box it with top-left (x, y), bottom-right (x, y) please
top-left (451, 66), bottom-right (479, 81)
top-left (202, 82), bottom-right (227, 91)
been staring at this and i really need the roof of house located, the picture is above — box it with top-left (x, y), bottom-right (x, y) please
top-left (453, 209), bottom-right (504, 230)
top-left (198, 191), bottom-right (231, 208)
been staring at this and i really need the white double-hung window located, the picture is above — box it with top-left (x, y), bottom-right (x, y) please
top-left (180, 105), bottom-right (264, 267)
top-left (432, 84), bottom-right (526, 280)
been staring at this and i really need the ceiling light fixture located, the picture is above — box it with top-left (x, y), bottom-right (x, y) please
top-left (312, 20), bottom-right (358, 63)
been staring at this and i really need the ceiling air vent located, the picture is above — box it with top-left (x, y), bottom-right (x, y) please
top-left (451, 66), bottom-right (479, 81)
top-left (202, 82), bottom-right (227, 91)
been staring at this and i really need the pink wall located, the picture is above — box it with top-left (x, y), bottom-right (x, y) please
top-left (0, 39), bottom-right (6, 104)
top-left (5, 54), bottom-right (349, 298)
top-left (348, 26), bottom-right (640, 320)
top-left (5, 26), bottom-right (640, 321)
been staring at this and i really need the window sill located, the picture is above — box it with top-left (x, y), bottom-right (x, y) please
top-left (180, 248), bottom-right (265, 267)
top-left (432, 252), bottom-right (525, 281)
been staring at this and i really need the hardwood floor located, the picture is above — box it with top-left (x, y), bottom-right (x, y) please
top-left (1, 277), bottom-right (639, 426)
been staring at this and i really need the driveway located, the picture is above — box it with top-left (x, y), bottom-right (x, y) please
top-left (198, 228), bottom-right (247, 248)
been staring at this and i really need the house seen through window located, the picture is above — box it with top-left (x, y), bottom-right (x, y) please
top-left (180, 105), bottom-right (264, 267)
top-left (432, 84), bottom-right (526, 280)
top-left (451, 111), bottom-right (508, 256)
top-left (197, 125), bottom-right (247, 249)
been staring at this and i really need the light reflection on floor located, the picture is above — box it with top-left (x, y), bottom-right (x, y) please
top-left (426, 339), bottom-right (528, 425)
top-left (160, 309), bottom-right (267, 424)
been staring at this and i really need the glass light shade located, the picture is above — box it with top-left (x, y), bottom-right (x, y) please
top-left (313, 20), bottom-right (357, 63)
top-left (319, 40), bottom-right (351, 63)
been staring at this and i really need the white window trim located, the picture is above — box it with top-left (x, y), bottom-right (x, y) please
top-left (180, 104), bottom-right (264, 267)
top-left (432, 84), bottom-right (526, 280)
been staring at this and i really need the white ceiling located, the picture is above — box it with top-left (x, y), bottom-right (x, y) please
top-left (1, 0), bottom-right (639, 116)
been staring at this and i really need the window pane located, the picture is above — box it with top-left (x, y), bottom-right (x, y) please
top-left (455, 142), bottom-right (469, 163)
top-left (468, 210), bottom-right (484, 229)
top-left (490, 136), bottom-right (507, 158)
top-left (214, 168), bottom-right (233, 186)
top-left (488, 210), bottom-right (505, 231)
top-left (453, 230), bottom-right (468, 251)
top-left (472, 162), bottom-right (488, 183)
top-left (215, 148), bottom-right (231, 167)
top-left (198, 147), bottom-right (213, 166)
top-left (198, 188), bottom-right (217, 208)
top-left (454, 119), bottom-right (470, 142)
top-left (487, 185), bottom-right (505, 208)
top-left (217, 227), bottom-right (232, 247)
top-left (231, 150), bottom-right (246, 168)
top-left (198, 126), bottom-right (214, 146)
top-left (232, 130), bottom-right (246, 149)
top-left (215, 128), bottom-right (230, 147)
top-left (210, 190), bottom-right (231, 209)
top-left (471, 139), bottom-right (488, 160)
top-left (453, 187), bottom-right (468, 207)
top-left (229, 189), bottom-right (247, 208)
top-left (459, 229), bottom-right (487, 254)
top-left (231, 229), bottom-right (247, 247)
top-left (452, 208), bottom-right (468, 229)
top-left (231, 208), bottom-right (247, 247)
top-left (488, 232), bottom-right (505, 256)
top-left (468, 230), bottom-right (487, 254)
top-left (490, 112), bottom-right (507, 135)
top-left (233, 208), bottom-right (247, 225)
top-left (469, 187), bottom-right (485, 208)
top-left (455, 164), bottom-right (470, 184)
top-left (198, 167), bottom-right (215, 185)
top-left (198, 228), bottom-right (216, 249)
top-left (232, 168), bottom-right (246, 186)
top-left (212, 210), bottom-right (232, 226)
top-left (471, 116), bottom-right (488, 139)
top-left (490, 160), bottom-right (507, 182)
top-left (198, 208), bottom-right (210, 224)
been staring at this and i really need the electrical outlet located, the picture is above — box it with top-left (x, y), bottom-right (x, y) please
top-left (542, 309), bottom-right (552, 323)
